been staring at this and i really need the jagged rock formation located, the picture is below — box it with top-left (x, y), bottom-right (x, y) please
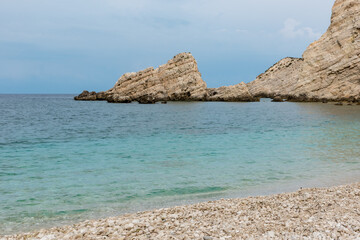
top-left (107, 53), bottom-right (208, 103)
top-left (74, 91), bottom-right (108, 101)
top-left (75, 53), bottom-right (256, 103)
top-left (248, 0), bottom-right (360, 102)
top-left (75, 53), bottom-right (207, 102)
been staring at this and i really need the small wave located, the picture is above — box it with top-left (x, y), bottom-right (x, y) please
top-left (147, 186), bottom-right (228, 197)
top-left (13, 209), bottom-right (90, 219)
top-left (0, 172), bottom-right (19, 176)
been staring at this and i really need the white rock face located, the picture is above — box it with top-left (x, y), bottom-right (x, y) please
top-left (248, 0), bottom-right (360, 101)
top-left (107, 52), bottom-right (208, 102)
top-left (247, 57), bottom-right (304, 98)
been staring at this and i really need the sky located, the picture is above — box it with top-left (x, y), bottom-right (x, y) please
top-left (0, 0), bottom-right (335, 94)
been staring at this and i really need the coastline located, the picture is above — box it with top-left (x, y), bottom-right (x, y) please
top-left (1, 0), bottom-right (360, 239)
top-left (3, 182), bottom-right (360, 239)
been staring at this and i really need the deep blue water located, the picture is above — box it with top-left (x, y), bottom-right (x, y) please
top-left (1, 94), bottom-right (360, 234)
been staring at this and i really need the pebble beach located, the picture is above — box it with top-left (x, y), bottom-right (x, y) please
top-left (2, 182), bottom-right (360, 240)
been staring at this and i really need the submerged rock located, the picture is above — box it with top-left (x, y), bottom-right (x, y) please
top-left (271, 96), bottom-right (284, 102)
top-left (137, 95), bottom-right (157, 104)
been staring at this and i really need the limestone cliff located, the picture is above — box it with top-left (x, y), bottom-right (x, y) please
top-left (76, 0), bottom-right (360, 103)
top-left (248, 0), bottom-right (360, 102)
top-left (108, 53), bottom-right (208, 103)
top-left (75, 53), bottom-right (207, 102)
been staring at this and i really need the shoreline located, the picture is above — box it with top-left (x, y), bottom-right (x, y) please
top-left (3, 182), bottom-right (360, 239)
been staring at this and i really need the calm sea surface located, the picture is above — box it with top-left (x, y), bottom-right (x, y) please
top-left (1, 94), bottom-right (360, 234)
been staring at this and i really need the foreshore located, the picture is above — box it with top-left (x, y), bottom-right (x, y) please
top-left (2, 182), bottom-right (360, 240)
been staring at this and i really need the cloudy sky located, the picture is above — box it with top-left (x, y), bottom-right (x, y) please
top-left (0, 0), bottom-right (334, 93)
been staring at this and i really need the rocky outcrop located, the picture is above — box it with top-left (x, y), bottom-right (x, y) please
top-left (108, 53), bottom-right (209, 102)
top-left (74, 91), bottom-right (108, 101)
top-left (248, 0), bottom-right (360, 102)
top-left (76, 53), bottom-right (211, 103)
top-left (75, 53), bottom-right (256, 103)
top-left (207, 82), bottom-right (256, 102)
top-left (76, 0), bottom-right (360, 103)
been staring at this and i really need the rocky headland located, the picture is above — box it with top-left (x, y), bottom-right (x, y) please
top-left (74, 53), bottom-right (257, 103)
top-left (75, 0), bottom-right (360, 104)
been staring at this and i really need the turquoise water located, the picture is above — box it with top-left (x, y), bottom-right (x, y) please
top-left (1, 94), bottom-right (360, 234)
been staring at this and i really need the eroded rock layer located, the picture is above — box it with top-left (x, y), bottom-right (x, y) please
top-left (248, 0), bottom-right (360, 102)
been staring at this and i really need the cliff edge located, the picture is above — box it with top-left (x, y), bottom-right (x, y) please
top-left (247, 0), bottom-right (360, 102)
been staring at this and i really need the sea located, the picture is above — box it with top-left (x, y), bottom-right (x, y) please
top-left (1, 94), bottom-right (360, 235)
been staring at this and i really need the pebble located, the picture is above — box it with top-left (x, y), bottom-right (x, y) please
top-left (2, 183), bottom-right (360, 240)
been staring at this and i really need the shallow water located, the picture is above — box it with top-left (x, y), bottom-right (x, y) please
top-left (1, 94), bottom-right (360, 234)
